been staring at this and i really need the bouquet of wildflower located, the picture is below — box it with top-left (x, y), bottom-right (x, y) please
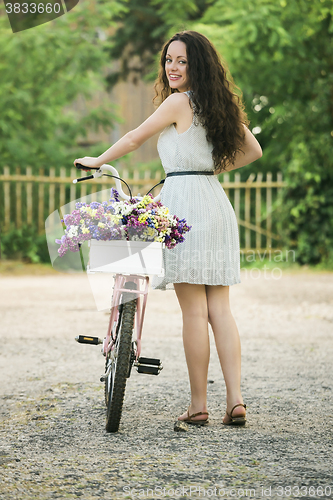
top-left (56, 189), bottom-right (191, 257)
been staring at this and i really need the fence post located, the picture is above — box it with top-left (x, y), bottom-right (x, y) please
top-left (256, 172), bottom-right (263, 250)
top-left (234, 172), bottom-right (241, 221)
top-left (59, 167), bottom-right (66, 209)
top-left (266, 172), bottom-right (272, 248)
top-left (26, 167), bottom-right (33, 226)
top-left (49, 168), bottom-right (55, 217)
top-left (223, 172), bottom-right (230, 198)
top-left (3, 167), bottom-right (10, 231)
top-left (38, 169), bottom-right (44, 234)
top-left (132, 168), bottom-right (140, 196)
top-left (245, 173), bottom-right (255, 249)
top-left (70, 168), bottom-right (76, 205)
top-left (15, 167), bottom-right (22, 229)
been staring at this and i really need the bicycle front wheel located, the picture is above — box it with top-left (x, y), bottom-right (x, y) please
top-left (105, 284), bottom-right (136, 433)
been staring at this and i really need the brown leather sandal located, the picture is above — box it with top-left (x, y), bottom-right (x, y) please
top-left (223, 403), bottom-right (247, 426)
top-left (180, 410), bottom-right (209, 426)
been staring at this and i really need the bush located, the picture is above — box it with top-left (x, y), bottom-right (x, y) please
top-left (0, 225), bottom-right (49, 263)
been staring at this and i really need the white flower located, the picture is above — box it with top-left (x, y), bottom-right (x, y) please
top-left (67, 226), bottom-right (78, 237)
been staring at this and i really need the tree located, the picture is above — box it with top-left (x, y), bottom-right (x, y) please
top-left (191, 0), bottom-right (333, 264)
top-left (104, 0), bottom-right (212, 86)
top-left (0, 0), bottom-right (122, 173)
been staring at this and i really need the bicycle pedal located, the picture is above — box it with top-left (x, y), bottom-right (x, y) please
top-left (135, 357), bottom-right (163, 375)
top-left (137, 357), bottom-right (161, 366)
top-left (75, 335), bottom-right (103, 345)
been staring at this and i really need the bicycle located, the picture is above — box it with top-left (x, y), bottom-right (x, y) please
top-left (73, 163), bottom-right (164, 433)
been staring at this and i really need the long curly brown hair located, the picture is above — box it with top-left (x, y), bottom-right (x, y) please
top-left (153, 31), bottom-right (249, 172)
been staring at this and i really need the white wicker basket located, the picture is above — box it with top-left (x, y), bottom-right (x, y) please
top-left (87, 240), bottom-right (165, 276)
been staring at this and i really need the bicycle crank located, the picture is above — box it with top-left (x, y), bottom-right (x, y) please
top-left (134, 357), bottom-right (163, 375)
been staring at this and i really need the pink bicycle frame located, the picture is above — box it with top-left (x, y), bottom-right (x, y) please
top-left (103, 273), bottom-right (150, 359)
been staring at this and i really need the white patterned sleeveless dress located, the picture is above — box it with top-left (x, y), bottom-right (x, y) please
top-left (152, 91), bottom-right (241, 290)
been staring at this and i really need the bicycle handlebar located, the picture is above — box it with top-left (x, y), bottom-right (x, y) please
top-left (74, 173), bottom-right (95, 182)
top-left (73, 163), bottom-right (163, 202)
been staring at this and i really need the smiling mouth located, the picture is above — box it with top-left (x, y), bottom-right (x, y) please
top-left (169, 74), bottom-right (181, 80)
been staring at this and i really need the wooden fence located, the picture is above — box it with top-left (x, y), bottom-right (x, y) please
top-left (0, 167), bottom-right (286, 251)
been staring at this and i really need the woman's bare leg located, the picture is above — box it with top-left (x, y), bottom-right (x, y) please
top-left (174, 283), bottom-right (210, 421)
top-left (206, 285), bottom-right (246, 423)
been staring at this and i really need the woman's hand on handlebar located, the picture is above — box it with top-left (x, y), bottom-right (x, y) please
top-left (74, 157), bottom-right (101, 171)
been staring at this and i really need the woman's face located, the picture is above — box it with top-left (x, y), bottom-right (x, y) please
top-left (165, 40), bottom-right (190, 93)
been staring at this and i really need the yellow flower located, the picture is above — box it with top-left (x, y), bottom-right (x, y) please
top-left (110, 215), bottom-right (122, 224)
top-left (146, 227), bottom-right (156, 237)
top-left (158, 207), bottom-right (169, 216)
top-left (138, 214), bottom-right (148, 223)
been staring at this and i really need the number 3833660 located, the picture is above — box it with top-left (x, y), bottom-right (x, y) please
top-left (5, 2), bottom-right (61, 14)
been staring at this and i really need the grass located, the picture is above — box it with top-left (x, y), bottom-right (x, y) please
top-left (0, 257), bottom-right (332, 276)
top-left (0, 259), bottom-right (58, 276)
top-left (240, 257), bottom-right (333, 273)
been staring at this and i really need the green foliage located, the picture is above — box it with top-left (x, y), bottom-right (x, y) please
top-left (191, 0), bottom-right (333, 264)
top-left (0, 225), bottom-right (49, 263)
top-left (104, 0), bottom-right (212, 86)
top-left (0, 0), bottom-right (121, 173)
top-left (1, 0), bottom-right (332, 266)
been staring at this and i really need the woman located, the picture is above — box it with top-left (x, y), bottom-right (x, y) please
top-left (74, 31), bottom-right (262, 426)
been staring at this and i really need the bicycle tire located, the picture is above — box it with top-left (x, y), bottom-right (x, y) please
top-left (104, 303), bottom-right (123, 408)
top-left (105, 285), bottom-right (136, 433)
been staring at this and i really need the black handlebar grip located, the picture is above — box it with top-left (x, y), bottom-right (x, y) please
top-left (75, 174), bottom-right (94, 182)
top-left (75, 163), bottom-right (99, 171)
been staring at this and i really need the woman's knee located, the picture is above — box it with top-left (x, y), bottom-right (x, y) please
top-left (174, 283), bottom-right (209, 320)
top-left (206, 285), bottom-right (232, 322)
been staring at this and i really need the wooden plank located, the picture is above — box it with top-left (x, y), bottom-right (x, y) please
top-left (91, 183), bottom-right (97, 201)
top-left (80, 182), bottom-right (87, 200)
top-left (277, 172), bottom-right (283, 196)
top-left (241, 247), bottom-right (284, 253)
top-left (223, 172), bottom-right (230, 198)
top-left (26, 167), bottom-right (33, 225)
top-left (237, 218), bottom-right (280, 240)
top-left (3, 167), bottom-right (10, 231)
top-left (15, 167), bottom-right (22, 228)
top-left (133, 168), bottom-right (140, 196)
top-left (266, 172), bottom-right (272, 248)
top-left (49, 168), bottom-right (55, 216)
top-left (245, 173), bottom-right (255, 249)
top-left (0, 174), bottom-right (287, 188)
top-left (141, 169), bottom-right (152, 196)
top-left (38, 169), bottom-right (44, 234)
top-left (154, 170), bottom-right (162, 180)
top-left (255, 172), bottom-right (263, 249)
top-left (234, 172), bottom-right (240, 221)
top-left (0, 170), bottom-right (286, 251)
top-left (59, 167), bottom-right (66, 209)
top-left (70, 168), bottom-right (76, 207)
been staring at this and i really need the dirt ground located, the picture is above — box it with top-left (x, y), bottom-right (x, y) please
top-left (0, 267), bottom-right (333, 500)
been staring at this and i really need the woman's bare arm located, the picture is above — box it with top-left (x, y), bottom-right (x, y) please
top-left (223, 126), bottom-right (262, 172)
top-left (74, 93), bottom-right (189, 168)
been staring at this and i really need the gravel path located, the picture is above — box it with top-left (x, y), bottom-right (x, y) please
top-left (0, 269), bottom-right (333, 500)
